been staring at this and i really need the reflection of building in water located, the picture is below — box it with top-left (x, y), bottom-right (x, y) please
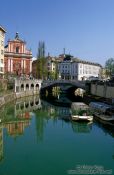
top-left (5, 121), bottom-right (30, 137)
top-left (42, 100), bottom-right (71, 120)
top-left (71, 122), bottom-right (92, 133)
top-left (0, 96), bottom-right (42, 138)
top-left (0, 123), bottom-right (3, 162)
top-left (15, 96), bottom-right (41, 117)
top-left (35, 113), bottom-right (46, 142)
top-left (0, 96), bottom-right (42, 162)
top-left (57, 107), bottom-right (71, 120)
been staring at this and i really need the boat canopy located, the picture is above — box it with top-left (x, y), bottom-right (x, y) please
top-left (89, 102), bottom-right (112, 113)
top-left (71, 102), bottom-right (89, 110)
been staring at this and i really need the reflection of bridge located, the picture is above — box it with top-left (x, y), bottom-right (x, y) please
top-left (42, 100), bottom-right (71, 120)
top-left (15, 96), bottom-right (42, 116)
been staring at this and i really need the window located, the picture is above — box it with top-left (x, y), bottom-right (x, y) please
top-left (16, 47), bottom-right (19, 53)
top-left (0, 67), bottom-right (3, 72)
top-left (1, 40), bottom-right (3, 46)
top-left (1, 50), bottom-right (4, 55)
top-left (0, 59), bottom-right (3, 63)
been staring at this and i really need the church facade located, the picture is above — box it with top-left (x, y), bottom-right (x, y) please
top-left (4, 33), bottom-right (32, 76)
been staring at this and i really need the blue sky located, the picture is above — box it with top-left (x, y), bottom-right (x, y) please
top-left (1, 0), bottom-right (114, 66)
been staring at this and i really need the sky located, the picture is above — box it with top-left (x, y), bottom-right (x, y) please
top-left (1, 0), bottom-right (114, 66)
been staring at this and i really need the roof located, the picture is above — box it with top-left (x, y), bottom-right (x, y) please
top-left (0, 25), bottom-right (6, 33)
top-left (8, 32), bottom-right (25, 43)
top-left (72, 58), bottom-right (102, 67)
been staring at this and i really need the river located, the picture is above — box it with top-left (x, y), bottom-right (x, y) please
top-left (0, 94), bottom-right (114, 175)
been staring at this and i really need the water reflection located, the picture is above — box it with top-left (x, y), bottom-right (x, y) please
top-left (0, 94), bottom-right (114, 164)
top-left (71, 121), bottom-right (92, 133)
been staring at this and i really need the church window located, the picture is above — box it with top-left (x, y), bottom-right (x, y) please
top-left (16, 47), bottom-right (19, 53)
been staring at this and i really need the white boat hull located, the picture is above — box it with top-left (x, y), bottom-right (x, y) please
top-left (71, 115), bottom-right (93, 121)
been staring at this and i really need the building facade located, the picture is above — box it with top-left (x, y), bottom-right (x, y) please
top-left (58, 57), bottom-right (102, 80)
top-left (46, 56), bottom-right (56, 79)
top-left (0, 26), bottom-right (6, 78)
top-left (4, 32), bottom-right (32, 77)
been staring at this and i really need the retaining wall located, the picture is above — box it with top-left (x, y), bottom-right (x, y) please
top-left (0, 90), bottom-right (39, 108)
top-left (91, 84), bottom-right (114, 99)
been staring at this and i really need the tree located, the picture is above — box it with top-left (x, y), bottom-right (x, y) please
top-left (37, 41), bottom-right (45, 59)
top-left (54, 60), bottom-right (59, 80)
top-left (105, 58), bottom-right (114, 77)
top-left (36, 41), bottom-right (48, 80)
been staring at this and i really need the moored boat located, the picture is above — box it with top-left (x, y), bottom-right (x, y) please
top-left (89, 102), bottom-right (114, 122)
top-left (71, 115), bottom-right (93, 121)
top-left (71, 102), bottom-right (93, 122)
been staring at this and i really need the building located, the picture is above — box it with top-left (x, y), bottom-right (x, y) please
top-left (0, 26), bottom-right (6, 78)
top-left (4, 32), bottom-right (32, 77)
top-left (58, 56), bottom-right (102, 80)
top-left (46, 56), bottom-right (57, 79)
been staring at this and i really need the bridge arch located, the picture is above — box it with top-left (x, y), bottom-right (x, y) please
top-left (15, 79), bottom-right (42, 93)
top-left (21, 84), bottom-right (24, 91)
top-left (41, 80), bottom-right (86, 95)
top-left (36, 84), bottom-right (39, 91)
top-left (26, 84), bottom-right (29, 90)
top-left (25, 102), bottom-right (29, 108)
top-left (31, 84), bottom-right (34, 90)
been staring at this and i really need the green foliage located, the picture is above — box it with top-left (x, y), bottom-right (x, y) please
top-left (37, 41), bottom-right (45, 59)
top-left (36, 41), bottom-right (48, 79)
top-left (36, 57), bottom-right (48, 79)
top-left (105, 58), bottom-right (114, 77)
top-left (72, 109), bottom-right (93, 115)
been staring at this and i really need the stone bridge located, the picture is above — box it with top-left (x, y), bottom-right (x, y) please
top-left (14, 79), bottom-right (86, 94)
top-left (41, 80), bottom-right (86, 92)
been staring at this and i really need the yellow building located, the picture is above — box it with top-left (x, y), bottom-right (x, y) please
top-left (0, 26), bottom-right (6, 78)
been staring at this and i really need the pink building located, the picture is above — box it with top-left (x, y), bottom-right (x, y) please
top-left (4, 32), bottom-right (32, 76)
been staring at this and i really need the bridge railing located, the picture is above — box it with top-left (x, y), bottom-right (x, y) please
top-left (41, 79), bottom-right (86, 89)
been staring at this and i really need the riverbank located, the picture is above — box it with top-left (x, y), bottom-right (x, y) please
top-left (83, 94), bottom-right (113, 105)
top-left (0, 89), bottom-right (113, 109)
top-left (0, 90), bottom-right (39, 108)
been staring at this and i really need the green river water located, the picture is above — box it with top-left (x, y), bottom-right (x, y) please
top-left (0, 95), bottom-right (114, 175)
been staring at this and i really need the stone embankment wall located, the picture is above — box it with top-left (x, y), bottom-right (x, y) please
top-left (0, 90), bottom-right (39, 108)
top-left (0, 79), bottom-right (7, 91)
top-left (91, 83), bottom-right (114, 99)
